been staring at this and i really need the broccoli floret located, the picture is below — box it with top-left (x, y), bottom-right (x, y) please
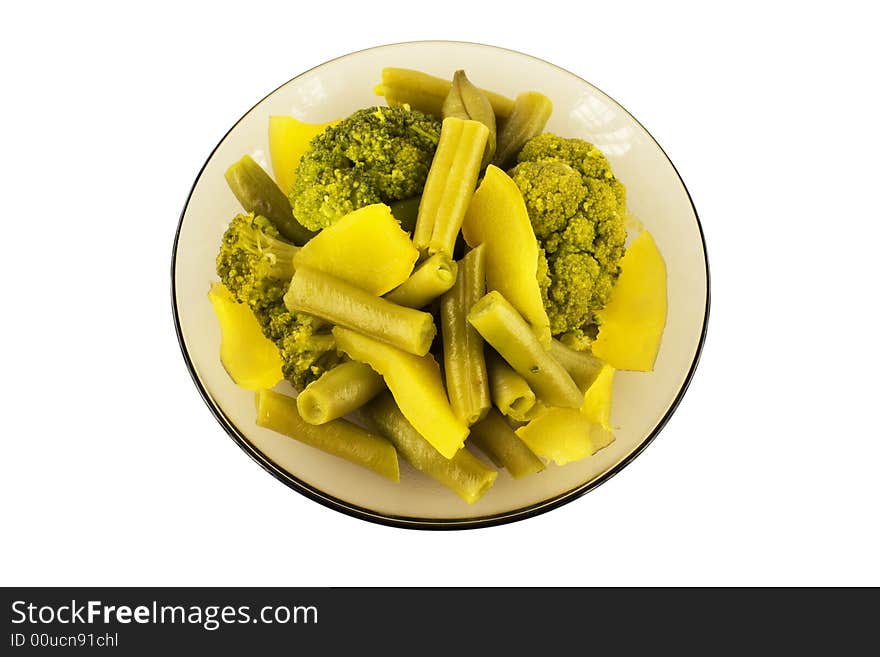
top-left (216, 213), bottom-right (339, 388)
top-left (216, 213), bottom-right (297, 304)
top-left (510, 133), bottom-right (627, 345)
top-left (512, 160), bottom-right (585, 239)
top-left (290, 106), bottom-right (441, 231)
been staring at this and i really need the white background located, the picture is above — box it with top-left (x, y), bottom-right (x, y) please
top-left (1, 1), bottom-right (877, 586)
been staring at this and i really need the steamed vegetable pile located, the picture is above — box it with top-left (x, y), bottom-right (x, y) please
top-left (210, 67), bottom-right (668, 504)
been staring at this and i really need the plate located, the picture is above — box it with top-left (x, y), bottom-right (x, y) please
top-left (171, 41), bottom-right (709, 529)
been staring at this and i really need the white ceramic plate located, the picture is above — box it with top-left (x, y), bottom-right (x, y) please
top-left (171, 41), bottom-right (709, 529)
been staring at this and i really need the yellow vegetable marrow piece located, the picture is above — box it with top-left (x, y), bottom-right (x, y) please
top-left (515, 407), bottom-right (615, 466)
top-left (592, 230), bottom-right (668, 371)
top-left (581, 363), bottom-right (614, 430)
top-left (293, 204), bottom-right (419, 295)
top-left (207, 282), bottom-right (283, 390)
top-left (461, 165), bottom-right (551, 345)
top-left (333, 327), bottom-right (468, 459)
top-left (268, 116), bottom-right (338, 195)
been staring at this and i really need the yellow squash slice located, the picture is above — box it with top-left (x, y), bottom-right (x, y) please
top-left (268, 116), bottom-right (338, 195)
top-left (333, 327), bottom-right (468, 459)
top-left (592, 230), bottom-right (667, 371)
top-left (461, 165), bottom-right (551, 345)
top-left (208, 282), bottom-right (282, 390)
top-left (515, 407), bottom-right (614, 466)
top-left (293, 204), bottom-right (418, 295)
top-left (581, 363), bottom-right (614, 430)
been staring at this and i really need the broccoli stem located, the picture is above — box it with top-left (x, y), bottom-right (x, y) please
top-left (246, 231), bottom-right (299, 281)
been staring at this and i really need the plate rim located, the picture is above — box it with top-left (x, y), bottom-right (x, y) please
top-left (170, 39), bottom-right (711, 530)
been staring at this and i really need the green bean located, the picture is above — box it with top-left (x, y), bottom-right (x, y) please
top-left (255, 388), bottom-right (399, 481)
top-left (384, 253), bottom-right (458, 309)
top-left (413, 118), bottom-right (489, 256)
top-left (468, 291), bottom-right (583, 408)
top-left (492, 91), bottom-right (553, 169)
top-left (441, 245), bottom-right (490, 425)
top-left (224, 155), bottom-right (315, 246)
top-left (389, 196), bottom-right (421, 234)
top-left (296, 361), bottom-right (385, 425)
top-left (376, 67), bottom-right (515, 121)
top-left (442, 70), bottom-right (496, 169)
top-left (521, 401), bottom-right (547, 422)
top-left (284, 266), bottom-right (436, 356)
top-left (549, 339), bottom-right (605, 393)
top-left (468, 408), bottom-right (545, 479)
top-left (485, 348), bottom-right (537, 421)
top-left (361, 392), bottom-right (496, 504)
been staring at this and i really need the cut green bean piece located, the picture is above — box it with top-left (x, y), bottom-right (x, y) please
top-left (362, 393), bottom-right (496, 504)
top-left (384, 253), bottom-right (458, 308)
top-left (469, 408), bottom-right (545, 479)
top-left (485, 348), bottom-right (537, 422)
top-left (492, 91), bottom-right (553, 169)
top-left (296, 361), bottom-right (385, 425)
top-left (255, 388), bottom-right (399, 481)
top-left (468, 291), bottom-right (583, 409)
top-left (441, 245), bottom-right (490, 425)
top-left (389, 196), bottom-right (421, 234)
top-left (412, 120), bottom-right (458, 250)
top-left (376, 67), bottom-right (515, 121)
top-left (284, 266), bottom-right (436, 356)
top-left (549, 339), bottom-right (605, 393)
top-left (443, 70), bottom-right (497, 169)
top-left (224, 155), bottom-right (315, 246)
top-left (413, 117), bottom-right (489, 256)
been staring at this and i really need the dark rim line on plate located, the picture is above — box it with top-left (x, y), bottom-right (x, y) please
top-left (170, 40), bottom-right (711, 530)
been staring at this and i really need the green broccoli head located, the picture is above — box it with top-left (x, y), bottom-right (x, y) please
top-left (512, 160), bottom-right (585, 239)
top-left (261, 303), bottom-right (340, 389)
top-left (216, 213), bottom-right (299, 306)
top-left (216, 212), bottom-right (339, 388)
top-left (510, 134), bottom-right (627, 344)
top-left (290, 106), bottom-right (441, 230)
top-left (518, 133), bottom-right (619, 182)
